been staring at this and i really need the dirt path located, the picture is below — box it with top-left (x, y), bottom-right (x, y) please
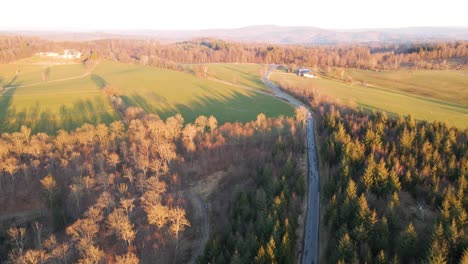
top-left (186, 191), bottom-right (209, 264)
top-left (0, 209), bottom-right (44, 224)
top-left (263, 65), bottom-right (320, 264)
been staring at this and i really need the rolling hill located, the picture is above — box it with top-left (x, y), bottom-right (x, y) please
top-left (4, 25), bottom-right (468, 44)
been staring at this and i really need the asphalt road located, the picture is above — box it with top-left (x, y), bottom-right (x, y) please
top-left (263, 66), bottom-right (320, 264)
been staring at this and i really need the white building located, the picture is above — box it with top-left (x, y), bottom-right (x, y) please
top-left (63, 49), bottom-right (82, 59)
top-left (36, 50), bottom-right (81, 59)
top-left (297, 68), bottom-right (316, 78)
top-left (45, 52), bottom-right (59, 57)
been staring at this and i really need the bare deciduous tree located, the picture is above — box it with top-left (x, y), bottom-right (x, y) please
top-left (144, 203), bottom-right (170, 229)
top-left (40, 174), bottom-right (56, 206)
top-left (107, 208), bottom-right (136, 247)
top-left (8, 227), bottom-right (26, 256)
top-left (115, 252), bottom-right (139, 264)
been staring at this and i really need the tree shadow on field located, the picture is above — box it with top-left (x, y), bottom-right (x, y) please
top-left (0, 96), bottom-right (118, 134)
top-left (91, 74), bottom-right (107, 88)
top-left (121, 84), bottom-right (293, 124)
top-left (5, 75), bottom-right (23, 88)
top-left (0, 88), bottom-right (15, 129)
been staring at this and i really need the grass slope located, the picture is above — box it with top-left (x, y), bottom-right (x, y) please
top-left (341, 69), bottom-right (468, 107)
top-left (94, 61), bottom-right (293, 123)
top-left (1, 76), bottom-right (118, 133)
top-left (271, 72), bottom-right (468, 128)
top-left (0, 63), bottom-right (88, 87)
top-left (184, 63), bottom-right (270, 91)
top-left (0, 61), bottom-right (294, 133)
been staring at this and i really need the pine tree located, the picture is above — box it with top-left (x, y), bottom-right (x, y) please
top-left (375, 250), bottom-right (386, 264)
top-left (361, 165), bottom-right (374, 193)
top-left (389, 171), bottom-right (402, 192)
top-left (346, 179), bottom-right (357, 200)
top-left (266, 236), bottom-right (277, 264)
top-left (399, 223), bottom-right (418, 263)
top-left (427, 223), bottom-right (448, 264)
top-left (255, 245), bottom-right (267, 263)
top-left (338, 233), bottom-right (355, 262)
top-left (374, 159), bottom-right (389, 198)
top-left (357, 195), bottom-right (371, 227)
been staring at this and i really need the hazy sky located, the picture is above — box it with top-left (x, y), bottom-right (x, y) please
top-left (2, 0), bottom-right (467, 30)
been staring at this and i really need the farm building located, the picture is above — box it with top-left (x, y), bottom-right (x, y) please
top-left (297, 68), bottom-right (316, 78)
top-left (36, 50), bottom-right (81, 59)
top-left (36, 52), bottom-right (59, 57)
top-left (63, 49), bottom-right (82, 59)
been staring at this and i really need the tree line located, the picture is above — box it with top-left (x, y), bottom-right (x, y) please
top-left (0, 35), bottom-right (467, 70)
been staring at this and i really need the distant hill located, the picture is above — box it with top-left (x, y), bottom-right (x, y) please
top-left (2, 25), bottom-right (468, 44)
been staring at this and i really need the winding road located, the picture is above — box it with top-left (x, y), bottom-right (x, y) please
top-left (263, 66), bottom-right (320, 264)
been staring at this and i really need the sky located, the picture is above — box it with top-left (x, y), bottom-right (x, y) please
top-left (2, 0), bottom-right (467, 31)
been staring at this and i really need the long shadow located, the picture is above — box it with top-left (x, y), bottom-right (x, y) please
top-left (1, 96), bottom-right (119, 135)
top-left (124, 85), bottom-right (294, 124)
top-left (0, 88), bottom-right (16, 131)
top-left (1, 77), bottom-right (293, 134)
top-left (4, 75), bottom-right (24, 88)
top-left (91, 74), bottom-right (107, 88)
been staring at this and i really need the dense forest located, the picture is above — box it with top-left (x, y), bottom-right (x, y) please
top-left (1, 35), bottom-right (467, 70)
top-left (198, 112), bottom-right (306, 263)
top-left (277, 76), bottom-right (468, 263)
top-left (0, 107), bottom-right (305, 263)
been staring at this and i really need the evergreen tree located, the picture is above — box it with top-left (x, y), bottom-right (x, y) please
top-left (399, 223), bottom-right (418, 263)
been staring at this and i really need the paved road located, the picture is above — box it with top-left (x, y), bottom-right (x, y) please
top-left (263, 66), bottom-right (320, 264)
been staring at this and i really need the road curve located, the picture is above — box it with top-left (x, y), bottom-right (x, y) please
top-left (263, 66), bottom-right (320, 264)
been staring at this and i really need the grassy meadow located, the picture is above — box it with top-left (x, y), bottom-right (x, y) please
top-left (0, 60), bottom-right (294, 133)
top-left (184, 63), bottom-right (270, 92)
top-left (271, 71), bottom-right (468, 128)
top-left (93, 61), bottom-right (293, 123)
top-left (0, 63), bottom-right (88, 87)
top-left (339, 69), bottom-right (468, 107)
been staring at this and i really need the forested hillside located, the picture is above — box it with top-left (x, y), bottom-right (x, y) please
top-left (277, 77), bottom-right (468, 263)
top-left (0, 110), bottom-right (305, 263)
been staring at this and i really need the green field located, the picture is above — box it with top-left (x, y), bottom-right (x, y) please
top-left (184, 63), bottom-right (270, 92)
top-left (0, 63), bottom-right (88, 87)
top-left (271, 71), bottom-right (468, 128)
top-left (0, 61), bottom-right (294, 133)
top-left (339, 69), bottom-right (468, 107)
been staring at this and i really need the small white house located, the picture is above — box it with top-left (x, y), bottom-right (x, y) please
top-left (303, 73), bottom-right (316, 78)
top-left (45, 52), bottom-right (59, 57)
top-left (62, 50), bottom-right (82, 59)
top-left (297, 68), bottom-right (316, 78)
top-left (36, 50), bottom-right (81, 59)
